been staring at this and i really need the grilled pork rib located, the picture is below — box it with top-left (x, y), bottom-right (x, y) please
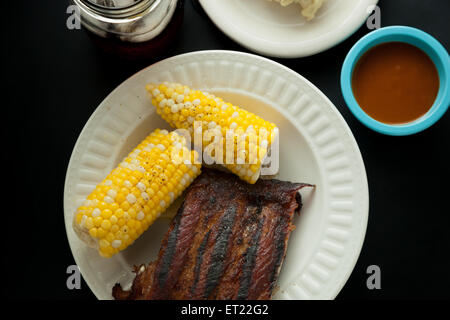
top-left (113, 169), bottom-right (313, 300)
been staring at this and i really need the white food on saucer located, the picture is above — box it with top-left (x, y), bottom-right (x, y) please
top-left (269, 0), bottom-right (325, 20)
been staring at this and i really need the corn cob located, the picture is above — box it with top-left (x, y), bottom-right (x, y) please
top-left (146, 82), bottom-right (279, 184)
top-left (73, 129), bottom-right (201, 258)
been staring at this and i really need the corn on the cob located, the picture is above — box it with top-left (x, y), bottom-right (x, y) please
top-left (146, 82), bottom-right (279, 184)
top-left (73, 129), bottom-right (201, 258)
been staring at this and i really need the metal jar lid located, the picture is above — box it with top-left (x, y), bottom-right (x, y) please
top-left (73, 0), bottom-right (178, 43)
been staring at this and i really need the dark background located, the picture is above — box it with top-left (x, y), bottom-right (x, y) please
top-left (2, 0), bottom-right (449, 300)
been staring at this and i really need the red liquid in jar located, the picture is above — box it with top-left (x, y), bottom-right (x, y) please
top-left (87, 0), bottom-right (184, 60)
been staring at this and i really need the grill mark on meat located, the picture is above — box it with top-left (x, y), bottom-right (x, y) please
top-left (166, 194), bottom-right (214, 300)
top-left (150, 198), bottom-right (202, 299)
top-left (190, 230), bottom-right (211, 295)
top-left (155, 212), bottom-right (182, 289)
top-left (203, 205), bottom-right (237, 298)
top-left (211, 200), bottom-right (255, 299)
top-left (187, 205), bottom-right (227, 299)
top-left (269, 213), bottom-right (288, 291)
top-left (246, 206), bottom-right (278, 299)
top-left (237, 215), bottom-right (265, 299)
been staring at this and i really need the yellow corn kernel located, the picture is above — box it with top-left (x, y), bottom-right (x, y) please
top-left (89, 228), bottom-right (98, 238)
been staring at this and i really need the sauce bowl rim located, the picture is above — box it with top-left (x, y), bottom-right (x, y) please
top-left (341, 25), bottom-right (449, 136)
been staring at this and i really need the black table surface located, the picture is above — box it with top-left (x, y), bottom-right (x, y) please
top-left (3, 0), bottom-right (449, 300)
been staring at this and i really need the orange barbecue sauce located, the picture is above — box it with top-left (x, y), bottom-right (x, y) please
top-left (352, 42), bottom-right (439, 124)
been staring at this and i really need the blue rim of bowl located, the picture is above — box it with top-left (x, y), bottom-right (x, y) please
top-left (341, 26), bottom-right (450, 136)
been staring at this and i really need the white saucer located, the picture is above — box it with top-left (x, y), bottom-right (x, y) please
top-left (199, 0), bottom-right (379, 58)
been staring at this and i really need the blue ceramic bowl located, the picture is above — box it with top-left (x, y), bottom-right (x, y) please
top-left (341, 26), bottom-right (449, 136)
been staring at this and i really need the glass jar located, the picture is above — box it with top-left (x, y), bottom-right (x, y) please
top-left (72, 0), bottom-right (184, 59)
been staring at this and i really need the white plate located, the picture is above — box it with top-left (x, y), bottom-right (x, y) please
top-left (64, 50), bottom-right (368, 300)
top-left (199, 0), bottom-right (379, 58)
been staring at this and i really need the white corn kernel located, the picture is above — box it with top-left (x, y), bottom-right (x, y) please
top-left (126, 194), bottom-right (137, 204)
top-left (92, 208), bottom-right (101, 218)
